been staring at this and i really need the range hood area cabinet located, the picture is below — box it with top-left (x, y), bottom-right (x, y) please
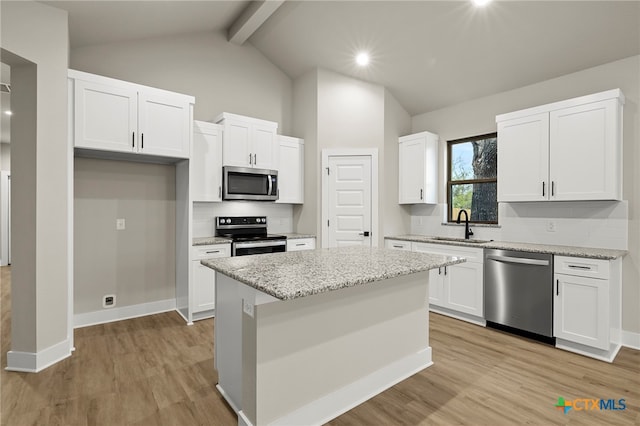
top-left (192, 121), bottom-right (223, 202)
top-left (69, 69), bottom-right (194, 160)
top-left (398, 131), bottom-right (439, 204)
top-left (215, 112), bottom-right (278, 169)
top-left (496, 89), bottom-right (624, 202)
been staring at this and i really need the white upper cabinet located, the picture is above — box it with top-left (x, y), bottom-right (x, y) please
top-left (398, 131), bottom-right (438, 204)
top-left (192, 121), bottom-right (223, 202)
top-left (215, 113), bottom-right (278, 169)
top-left (70, 69), bottom-right (194, 159)
top-left (497, 113), bottom-right (549, 202)
top-left (276, 135), bottom-right (304, 204)
top-left (496, 89), bottom-right (624, 202)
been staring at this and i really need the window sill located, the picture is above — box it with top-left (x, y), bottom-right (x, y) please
top-left (441, 222), bottom-right (501, 228)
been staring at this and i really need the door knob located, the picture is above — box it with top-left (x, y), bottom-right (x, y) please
top-left (358, 231), bottom-right (370, 237)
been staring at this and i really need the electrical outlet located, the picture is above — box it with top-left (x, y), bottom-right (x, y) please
top-left (243, 300), bottom-right (254, 318)
top-left (116, 218), bottom-right (126, 230)
top-left (547, 221), bottom-right (556, 232)
top-left (103, 294), bottom-right (116, 308)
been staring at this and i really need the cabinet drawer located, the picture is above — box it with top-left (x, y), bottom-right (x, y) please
top-left (412, 242), bottom-right (483, 263)
top-left (192, 244), bottom-right (231, 260)
top-left (554, 256), bottom-right (609, 279)
top-left (287, 238), bottom-right (316, 252)
top-left (385, 239), bottom-right (412, 251)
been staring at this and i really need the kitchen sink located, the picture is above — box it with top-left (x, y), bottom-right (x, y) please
top-left (430, 237), bottom-right (492, 244)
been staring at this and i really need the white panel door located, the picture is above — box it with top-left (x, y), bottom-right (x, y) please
top-left (74, 80), bottom-right (137, 153)
top-left (138, 91), bottom-right (190, 158)
top-left (222, 120), bottom-right (252, 167)
top-left (549, 99), bottom-right (618, 201)
top-left (252, 124), bottom-right (277, 170)
top-left (497, 113), bottom-right (549, 202)
top-left (327, 156), bottom-right (372, 248)
top-left (554, 274), bottom-right (609, 350)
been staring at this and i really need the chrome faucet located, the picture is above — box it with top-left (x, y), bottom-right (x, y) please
top-left (456, 210), bottom-right (474, 240)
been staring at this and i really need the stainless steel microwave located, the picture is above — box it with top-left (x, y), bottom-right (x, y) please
top-left (222, 166), bottom-right (278, 201)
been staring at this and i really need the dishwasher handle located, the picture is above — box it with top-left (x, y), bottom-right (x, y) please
top-left (486, 254), bottom-right (550, 266)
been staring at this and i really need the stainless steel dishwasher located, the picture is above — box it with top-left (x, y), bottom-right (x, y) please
top-left (484, 249), bottom-right (554, 339)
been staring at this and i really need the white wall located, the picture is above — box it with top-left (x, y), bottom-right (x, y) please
top-left (411, 55), bottom-right (640, 334)
top-left (70, 31), bottom-right (293, 133)
top-left (0, 143), bottom-right (9, 170)
top-left (1, 0), bottom-right (70, 359)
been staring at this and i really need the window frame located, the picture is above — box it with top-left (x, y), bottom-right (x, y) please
top-left (446, 132), bottom-right (498, 225)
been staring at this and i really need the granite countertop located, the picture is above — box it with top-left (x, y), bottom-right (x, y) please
top-left (201, 246), bottom-right (465, 300)
top-left (193, 236), bottom-right (232, 246)
top-left (281, 233), bottom-right (316, 240)
top-left (385, 235), bottom-right (627, 260)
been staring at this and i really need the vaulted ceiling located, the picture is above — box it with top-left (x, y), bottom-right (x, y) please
top-left (34, 0), bottom-right (640, 117)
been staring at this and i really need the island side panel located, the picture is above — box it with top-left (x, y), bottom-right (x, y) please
top-left (215, 273), bottom-right (245, 413)
top-left (249, 271), bottom-right (431, 426)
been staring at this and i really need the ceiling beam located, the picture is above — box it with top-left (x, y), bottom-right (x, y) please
top-left (228, 0), bottom-right (285, 45)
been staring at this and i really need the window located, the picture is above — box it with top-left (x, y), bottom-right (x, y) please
top-left (447, 133), bottom-right (497, 224)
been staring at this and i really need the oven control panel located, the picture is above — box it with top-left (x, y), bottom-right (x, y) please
top-left (216, 216), bottom-right (267, 228)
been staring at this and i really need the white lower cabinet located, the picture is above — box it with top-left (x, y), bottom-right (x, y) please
top-left (387, 240), bottom-right (484, 323)
top-left (191, 244), bottom-right (231, 317)
top-left (554, 256), bottom-right (621, 360)
top-left (287, 238), bottom-right (316, 252)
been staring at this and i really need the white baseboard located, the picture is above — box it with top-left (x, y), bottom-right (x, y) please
top-left (621, 330), bottom-right (640, 350)
top-left (74, 298), bottom-right (176, 328)
top-left (6, 338), bottom-right (72, 373)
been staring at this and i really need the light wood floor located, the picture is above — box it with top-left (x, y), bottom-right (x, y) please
top-left (1, 265), bottom-right (638, 425)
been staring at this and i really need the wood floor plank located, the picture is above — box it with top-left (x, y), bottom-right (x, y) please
top-left (1, 265), bottom-right (638, 425)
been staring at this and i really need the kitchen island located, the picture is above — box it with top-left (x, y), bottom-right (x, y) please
top-left (202, 246), bottom-right (464, 426)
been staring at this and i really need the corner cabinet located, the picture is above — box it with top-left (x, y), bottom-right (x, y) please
top-left (554, 255), bottom-right (622, 362)
top-left (70, 69), bottom-right (193, 159)
top-left (497, 89), bottom-right (624, 202)
top-left (192, 121), bottom-right (223, 202)
top-left (276, 135), bottom-right (304, 204)
top-left (387, 239), bottom-right (484, 325)
top-left (215, 112), bottom-right (278, 169)
top-left (398, 131), bottom-right (438, 204)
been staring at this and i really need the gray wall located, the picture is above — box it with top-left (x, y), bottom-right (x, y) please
top-left (293, 69), bottom-right (412, 247)
top-left (69, 30), bottom-right (294, 314)
top-left (0, 144), bottom-right (9, 171)
top-left (74, 158), bottom-right (176, 314)
top-left (412, 55), bottom-right (640, 334)
top-left (1, 0), bottom-right (70, 354)
top-left (70, 31), bottom-right (293, 133)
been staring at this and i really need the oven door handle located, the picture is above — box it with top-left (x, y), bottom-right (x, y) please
top-left (234, 240), bottom-right (286, 249)
top-left (486, 254), bottom-right (549, 266)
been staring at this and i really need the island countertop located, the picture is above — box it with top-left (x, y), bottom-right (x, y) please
top-left (201, 246), bottom-right (465, 301)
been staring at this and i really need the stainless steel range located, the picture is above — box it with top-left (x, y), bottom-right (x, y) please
top-left (216, 216), bottom-right (286, 256)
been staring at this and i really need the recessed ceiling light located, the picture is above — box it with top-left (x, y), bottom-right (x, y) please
top-left (472, 0), bottom-right (492, 6)
top-left (356, 52), bottom-right (370, 67)
top-left (4, 110), bottom-right (12, 116)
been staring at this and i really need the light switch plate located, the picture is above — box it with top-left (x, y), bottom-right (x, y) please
top-left (116, 218), bottom-right (126, 230)
top-left (243, 300), bottom-right (254, 318)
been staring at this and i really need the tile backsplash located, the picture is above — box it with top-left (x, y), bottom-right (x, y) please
top-left (192, 202), bottom-right (294, 237)
top-left (411, 201), bottom-right (628, 250)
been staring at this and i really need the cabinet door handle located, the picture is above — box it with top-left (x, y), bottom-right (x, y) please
top-left (132, 132), bottom-right (135, 148)
top-left (420, 189), bottom-right (423, 200)
top-left (141, 133), bottom-right (144, 149)
top-left (249, 153), bottom-right (253, 165)
top-left (438, 267), bottom-right (442, 275)
top-left (444, 266), bottom-right (447, 275)
top-left (206, 250), bottom-right (221, 254)
top-left (393, 245), bottom-right (403, 249)
top-left (568, 264), bottom-right (591, 270)
top-left (295, 243), bottom-right (305, 246)
top-left (556, 279), bottom-right (559, 296)
top-left (219, 186), bottom-right (222, 198)
top-left (254, 153), bottom-right (257, 165)
top-left (551, 181), bottom-right (555, 196)
top-left (542, 181), bottom-right (545, 197)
